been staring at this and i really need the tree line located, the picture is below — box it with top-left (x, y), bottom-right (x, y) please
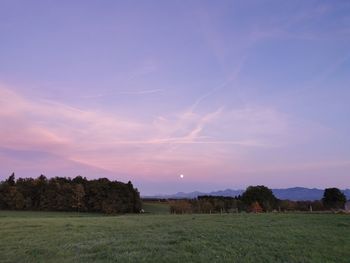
top-left (169, 185), bottom-right (348, 214)
top-left (0, 173), bottom-right (142, 214)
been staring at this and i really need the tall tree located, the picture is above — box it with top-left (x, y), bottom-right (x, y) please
top-left (6, 173), bottom-right (16, 186)
top-left (241, 185), bottom-right (277, 211)
top-left (322, 188), bottom-right (346, 209)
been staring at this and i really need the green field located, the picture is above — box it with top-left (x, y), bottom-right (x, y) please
top-left (0, 211), bottom-right (349, 263)
top-left (142, 201), bottom-right (170, 214)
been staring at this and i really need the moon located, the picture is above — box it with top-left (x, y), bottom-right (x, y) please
top-left (180, 174), bottom-right (184, 179)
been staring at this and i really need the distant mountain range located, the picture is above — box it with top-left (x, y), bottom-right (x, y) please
top-left (144, 187), bottom-right (350, 201)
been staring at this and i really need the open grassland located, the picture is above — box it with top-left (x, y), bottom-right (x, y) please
top-left (0, 211), bottom-right (349, 263)
top-left (142, 201), bottom-right (170, 214)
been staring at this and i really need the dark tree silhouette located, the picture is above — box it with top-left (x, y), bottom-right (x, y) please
top-left (322, 188), bottom-right (346, 209)
top-left (0, 173), bottom-right (141, 214)
top-left (241, 185), bottom-right (277, 211)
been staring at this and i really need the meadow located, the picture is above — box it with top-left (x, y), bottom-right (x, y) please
top-left (0, 205), bottom-right (349, 263)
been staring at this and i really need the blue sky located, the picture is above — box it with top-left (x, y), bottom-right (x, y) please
top-left (0, 0), bottom-right (349, 194)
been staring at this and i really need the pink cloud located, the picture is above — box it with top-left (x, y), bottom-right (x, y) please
top-left (1, 84), bottom-right (335, 185)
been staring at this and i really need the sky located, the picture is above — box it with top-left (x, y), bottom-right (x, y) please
top-left (0, 0), bottom-right (350, 195)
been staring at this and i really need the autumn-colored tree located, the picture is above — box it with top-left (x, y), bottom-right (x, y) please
top-left (169, 200), bottom-right (193, 214)
top-left (250, 201), bottom-right (263, 213)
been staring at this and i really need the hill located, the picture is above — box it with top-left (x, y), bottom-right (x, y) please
top-left (145, 187), bottom-right (350, 201)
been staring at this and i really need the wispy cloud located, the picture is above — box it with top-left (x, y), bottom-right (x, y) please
top-left (0, 84), bottom-right (293, 179)
top-left (83, 88), bottom-right (163, 99)
top-left (118, 89), bottom-right (163, 95)
top-left (191, 58), bottom-right (245, 112)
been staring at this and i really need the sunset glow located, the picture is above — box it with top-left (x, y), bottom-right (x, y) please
top-left (0, 1), bottom-right (349, 195)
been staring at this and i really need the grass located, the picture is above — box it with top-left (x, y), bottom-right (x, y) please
top-left (0, 211), bottom-right (349, 263)
top-left (142, 201), bottom-right (170, 214)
